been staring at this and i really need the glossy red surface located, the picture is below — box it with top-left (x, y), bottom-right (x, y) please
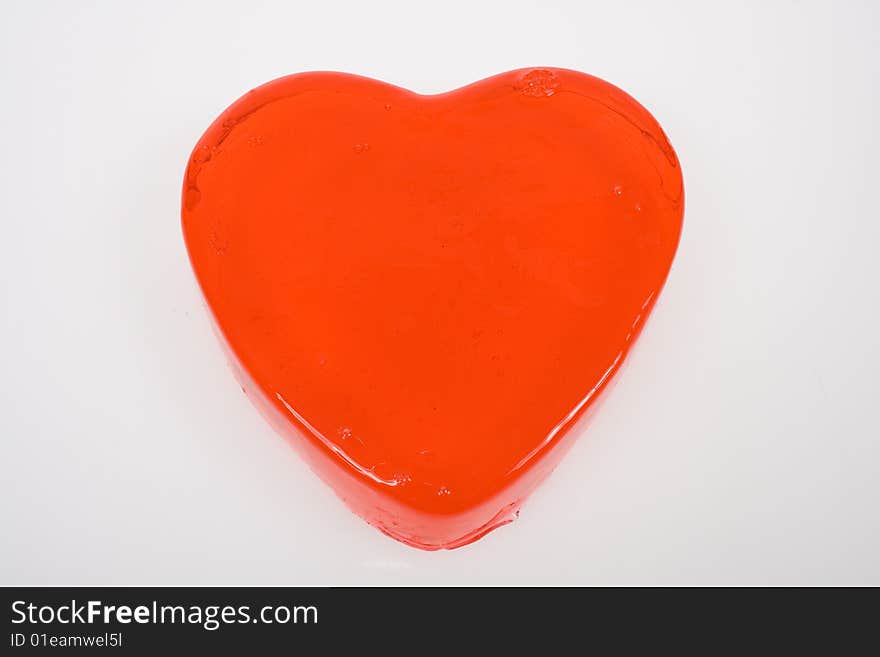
top-left (182, 68), bottom-right (683, 549)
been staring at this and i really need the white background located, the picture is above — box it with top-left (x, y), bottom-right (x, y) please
top-left (1, 0), bottom-right (878, 585)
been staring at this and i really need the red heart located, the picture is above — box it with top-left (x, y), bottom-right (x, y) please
top-left (182, 68), bottom-right (683, 549)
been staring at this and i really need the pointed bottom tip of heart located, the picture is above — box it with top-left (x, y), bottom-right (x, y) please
top-left (372, 501), bottom-right (522, 551)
